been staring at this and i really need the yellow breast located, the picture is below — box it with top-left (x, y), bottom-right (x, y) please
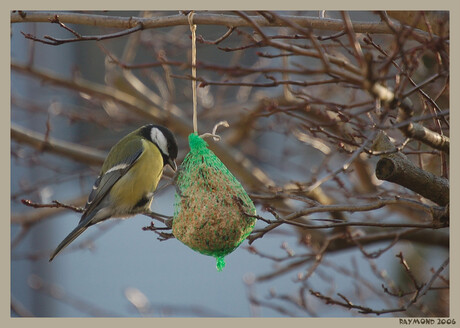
top-left (110, 139), bottom-right (164, 213)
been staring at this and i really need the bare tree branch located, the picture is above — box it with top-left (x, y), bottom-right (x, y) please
top-left (11, 11), bottom-right (434, 39)
top-left (11, 123), bottom-right (106, 166)
top-left (372, 132), bottom-right (449, 207)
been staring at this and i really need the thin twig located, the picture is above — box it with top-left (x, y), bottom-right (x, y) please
top-left (21, 16), bottom-right (144, 45)
top-left (304, 130), bottom-right (377, 193)
top-left (197, 26), bottom-right (236, 44)
top-left (341, 11), bottom-right (365, 71)
top-left (309, 290), bottom-right (406, 315)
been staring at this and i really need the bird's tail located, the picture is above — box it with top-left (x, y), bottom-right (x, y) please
top-left (49, 222), bottom-right (90, 261)
top-left (49, 206), bottom-right (104, 262)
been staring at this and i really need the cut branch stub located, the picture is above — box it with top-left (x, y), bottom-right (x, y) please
top-left (375, 157), bottom-right (449, 206)
top-left (397, 107), bottom-right (450, 154)
top-left (367, 83), bottom-right (449, 154)
top-left (373, 132), bottom-right (449, 207)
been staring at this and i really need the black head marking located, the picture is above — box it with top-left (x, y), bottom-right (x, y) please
top-left (139, 124), bottom-right (178, 167)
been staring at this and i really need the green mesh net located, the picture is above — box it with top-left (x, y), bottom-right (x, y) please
top-left (173, 133), bottom-right (257, 271)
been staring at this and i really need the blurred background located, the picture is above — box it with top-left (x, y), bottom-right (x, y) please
top-left (11, 11), bottom-right (449, 317)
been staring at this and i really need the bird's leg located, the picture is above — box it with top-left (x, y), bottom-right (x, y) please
top-left (156, 231), bottom-right (175, 241)
top-left (141, 221), bottom-right (175, 240)
top-left (164, 217), bottom-right (173, 228)
top-left (142, 210), bottom-right (174, 232)
top-left (143, 210), bottom-right (172, 225)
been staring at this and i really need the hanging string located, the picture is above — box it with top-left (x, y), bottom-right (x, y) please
top-left (200, 121), bottom-right (229, 141)
top-left (187, 12), bottom-right (229, 141)
top-left (188, 12), bottom-right (198, 134)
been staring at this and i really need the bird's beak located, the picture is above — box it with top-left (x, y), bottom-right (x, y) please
top-left (167, 158), bottom-right (177, 171)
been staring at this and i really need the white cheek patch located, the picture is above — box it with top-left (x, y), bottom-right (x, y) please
top-left (150, 127), bottom-right (169, 156)
top-left (105, 163), bottom-right (130, 174)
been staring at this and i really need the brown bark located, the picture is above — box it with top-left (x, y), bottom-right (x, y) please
top-left (373, 132), bottom-right (449, 207)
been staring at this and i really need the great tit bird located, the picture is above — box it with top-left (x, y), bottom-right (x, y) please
top-left (49, 124), bottom-right (178, 261)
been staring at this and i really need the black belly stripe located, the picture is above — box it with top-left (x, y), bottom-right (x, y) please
top-left (134, 196), bottom-right (151, 208)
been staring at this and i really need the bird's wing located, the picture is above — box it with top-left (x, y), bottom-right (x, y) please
top-left (79, 138), bottom-right (144, 224)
